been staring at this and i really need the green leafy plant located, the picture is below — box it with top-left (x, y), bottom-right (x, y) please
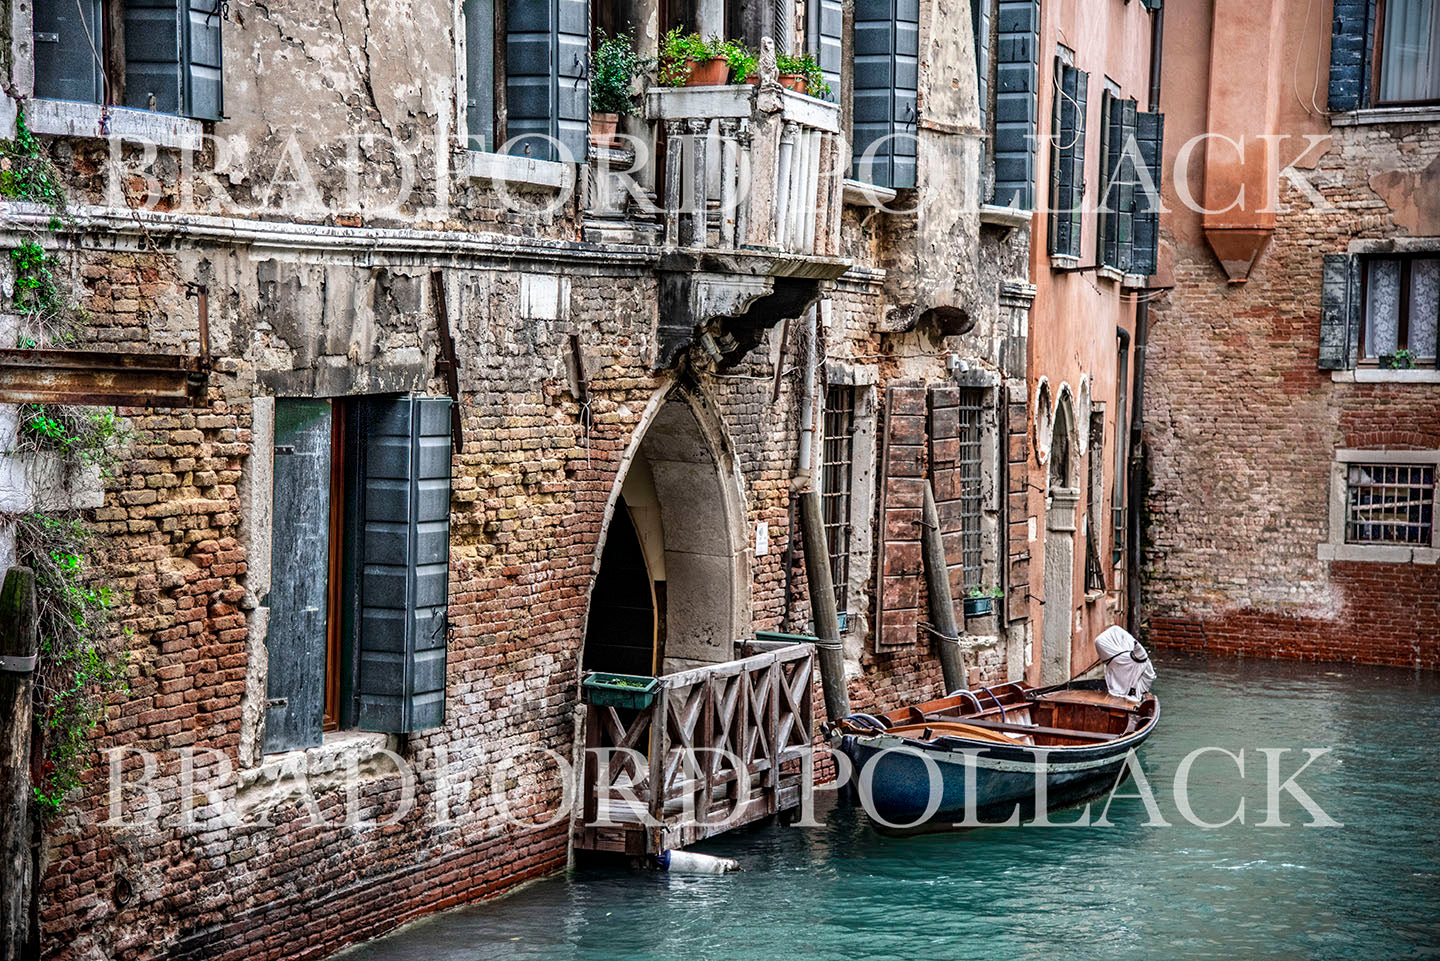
top-left (656, 29), bottom-right (727, 87)
top-left (720, 39), bottom-right (758, 83)
top-left (17, 404), bottom-right (131, 474)
top-left (0, 108), bottom-right (65, 216)
top-left (965, 586), bottom-right (1005, 599)
top-left (591, 31), bottom-right (642, 115)
top-left (11, 239), bottom-right (63, 318)
top-left (1383, 348), bottom-right (1417, 370)
top-left (16, 513), bottom-right (130, 818)
top-left (777, 51), bottom-right (832, 98)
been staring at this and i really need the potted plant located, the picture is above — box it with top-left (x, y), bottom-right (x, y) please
top-left (1382, 347), bottom-right (1416, 370)
top-left (721, 39), bottom-right (759, 85)
top-left (591, 32), bottom-right (640, 147)
top-left (776, 52), bottom-right (831, 98)
top-left (658, 29), bottom-right (729, 87)
top-left (963, 587), bottom-right (1004, 619)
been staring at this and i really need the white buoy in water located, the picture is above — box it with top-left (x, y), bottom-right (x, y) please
top-left (657, 850), bottom-right (741, 874)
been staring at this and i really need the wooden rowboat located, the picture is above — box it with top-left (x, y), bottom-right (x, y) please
top-left (832, 678), bottom-right (1160, 834)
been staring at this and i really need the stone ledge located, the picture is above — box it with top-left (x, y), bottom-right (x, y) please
top-left (842, 179), bottom-right (899, 208)
top-left (979, 204), bottom-right (1032, 229)
top-left (1318, 543), bottom-right (1438, 565)
top-left (1331, 368), bottom-right (1440, 384)
top-left (236, 731), bottom-right (401, 818)
top-left (20, 99), bottom-right (203, 150)
top-left (1331, 105), bottom-right (1440, 126)
top-left (467, 150), bottom-right (571, 190)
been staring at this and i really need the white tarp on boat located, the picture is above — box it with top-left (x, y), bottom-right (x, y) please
top-left (1094, 626), bottom-right (1156, 701)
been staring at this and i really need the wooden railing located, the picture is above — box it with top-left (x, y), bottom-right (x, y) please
top-left (644, 83), bottom-right (843, 257)
top-left (577, 639), bottom-right (815, 855)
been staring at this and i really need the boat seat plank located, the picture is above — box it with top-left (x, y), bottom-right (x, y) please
top-left (1033, 689), bottom-right (1141, 711)
top-left (906, 715), bottom-right (1120, 743)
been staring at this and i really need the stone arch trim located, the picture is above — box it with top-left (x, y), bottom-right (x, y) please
top-left (577, 379), bottom-right (753, 677)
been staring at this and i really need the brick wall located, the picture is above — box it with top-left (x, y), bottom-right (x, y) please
top-left (1142, 116), bottom-right (1440, 669)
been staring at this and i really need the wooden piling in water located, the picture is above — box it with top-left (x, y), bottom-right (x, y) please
top-left (921, 481), bottom-right (967, 695)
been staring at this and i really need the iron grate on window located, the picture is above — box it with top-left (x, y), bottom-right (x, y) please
top-left (822, 387), bottom-right (856, 618)
top-left (957, 389), bottom-right (984, 590)
top-left (1345, 463), bottom-right (1435, 545)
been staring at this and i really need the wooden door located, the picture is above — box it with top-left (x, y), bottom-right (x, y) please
top-left (263, 399), bottom-right (333, 754)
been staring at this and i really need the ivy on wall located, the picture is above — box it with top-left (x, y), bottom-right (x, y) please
top-left (3, 106), bottom-right (131, 816)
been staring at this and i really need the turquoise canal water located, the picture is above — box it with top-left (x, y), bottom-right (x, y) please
top-left (338, 655), bottom-right (1440, 961)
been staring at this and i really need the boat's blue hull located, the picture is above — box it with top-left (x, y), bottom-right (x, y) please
top-left (838, 700), bottom-right (1160, 834)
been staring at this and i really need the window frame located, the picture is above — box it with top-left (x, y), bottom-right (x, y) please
top-left (821, 384), bottom-right (857, 627)
top-left (1320, 448), bottom-right (1440, 563)
top-left (1371, 0), bottom-right (1440, 108)
top-left (1358, 252), bottom-right (1440, 364)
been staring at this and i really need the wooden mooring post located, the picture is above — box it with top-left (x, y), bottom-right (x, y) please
top-left (1, 567), bottom-right (37, 961)
top-left (921, 481), bottom-right (967, 694)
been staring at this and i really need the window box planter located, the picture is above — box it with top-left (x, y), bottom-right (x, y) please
top-left (582, 672), bottom-right (660, 710)
top-left (962, 596), bottom-right (993, 618)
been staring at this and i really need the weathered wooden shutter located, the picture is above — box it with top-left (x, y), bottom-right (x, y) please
top-left (1100, 95), bottom-right (1137, 270)
top-left (123, 0), bottom-right (223, 119)
top-left (992, 0), bottom-right (1040, 209)
top-left (263, 400), bottom-right (334, 755)
top-left (973, 0), bottom-right (991, 138)
top-left (33, 0), bottom-right (104, 104)
top-left (1048, 62), bottom-right (1087, 260)
top-left (875, 386), bottom-right (926, 650)
top-left (1319, 254), bottom-right (1361, 370)
top-left (505, 0), bottom-right (590, 163)
top-left (465, 0), bottom-right (496, 151)
top-left (853, 0), bottom-right (920, 190)
top-left (928, 388), bottom-right (966, 604)
top-left (1131, 109), bottom-right (1164, 276)
top-left (1328, 0), bottom-right (1372, 111)
top-left (355, 395), bottom-right (453, 735)
top-left (183, 0), bottom-right (224, 120)
top-left (808, 0), bottom-right (844, 101)
top-left (124, 0), bottom-right (185, 114)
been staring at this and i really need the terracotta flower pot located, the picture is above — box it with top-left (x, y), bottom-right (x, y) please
top-left (684, 57), bottom-right (731, 86)
top-left (743, 73), bottom-right (761, 86)
top-left (778, 73), bottom-right (808, 94)
top-left (590, 112), bottom-right (620, 148)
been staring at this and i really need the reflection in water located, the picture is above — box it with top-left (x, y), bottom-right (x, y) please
top-left (335, 655), bottom-right (1440, 961)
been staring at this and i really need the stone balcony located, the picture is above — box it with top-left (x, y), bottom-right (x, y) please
top-left (586, 66), bottom-right (851, 370)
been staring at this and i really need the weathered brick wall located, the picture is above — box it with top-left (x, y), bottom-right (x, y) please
top-left (1142, 117), bottom-right (1440, 668)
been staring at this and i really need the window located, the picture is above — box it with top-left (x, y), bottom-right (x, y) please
top-left (956, 388), bottom-right (985, 590)
top-left (32, 0), bottom-right (224, 121)
top-left (1375, 0), bottom-right (1440, 104)
top-left (264, 394), bottom-right (453, 754)
top-left (464, 0), bottom-right (496, 152)
top-left (1330, 0), bottom-right (1440, 109)
top-left (1346, 463), bottom-right (1435, 545)
top-left (991, 0), bottom-right (1040, 209)
top-left (1048, 54), bottom-right (1088, 263)
top-left (1096, 92), bottom-right (1163, 276)
top-left (1085, 409), bottom-right (1105, 593)
top-left (1361, 255), bottom-right (1440, 362)
top-left (852, 0), bottom-right (919, 190)
top-left (822, 386), bottom-right (856, 623)
top-left (1112, 333), bottom-right (1129, 565)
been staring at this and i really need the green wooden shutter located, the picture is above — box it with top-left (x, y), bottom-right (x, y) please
top-left (1328, 0), bottom-right (1372, 111)
top-left (853, 0), bottom-right (919, 190)
top-left (1131, 109), bottom-right (1164, 276)
top-left (124, 0), bottom-right (185, 114)
top-left (33, 0), bottom-right (104, 104)
top-left (263, 400), bottom-right (334, 754)
top-left (974, 0), bottom-right (991, 138)
top-left (465, 0), bottom-right (496, 151)
top-left (992, 0), bottom-right (1039, 209)
top-left (808, 0), bottom-right (844, 101)
top-left (355, 395), bottom-right (453, 735)
top-left (123, 0), bottom-right (223, 119)
top-left (1319, 254), bottom-right (1360, 370)
top-left (183, 0), bottom-right (224, 120)
top-left (505, 0), bottom-right (589, 163)
top-left (1100, 95), bottom-right (1137, 270)
top-left (1048, 62), bottom-right (1086, 260)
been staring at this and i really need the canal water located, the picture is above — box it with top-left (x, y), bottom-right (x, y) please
top-left (338, 654), bottom-right (1440, 961)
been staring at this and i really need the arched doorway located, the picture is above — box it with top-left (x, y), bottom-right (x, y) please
top-left (1041, 392), bottom-right (1080, 686)
top-left (583, 388), bottom-right (749, 676)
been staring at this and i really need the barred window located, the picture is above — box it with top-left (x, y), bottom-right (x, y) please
top-left (1345, 463), bottom-right (1436, 545)
top-left (822, 387), bottom-right (856, 620)
top-left (956, 389), bottom-right (985, 590)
